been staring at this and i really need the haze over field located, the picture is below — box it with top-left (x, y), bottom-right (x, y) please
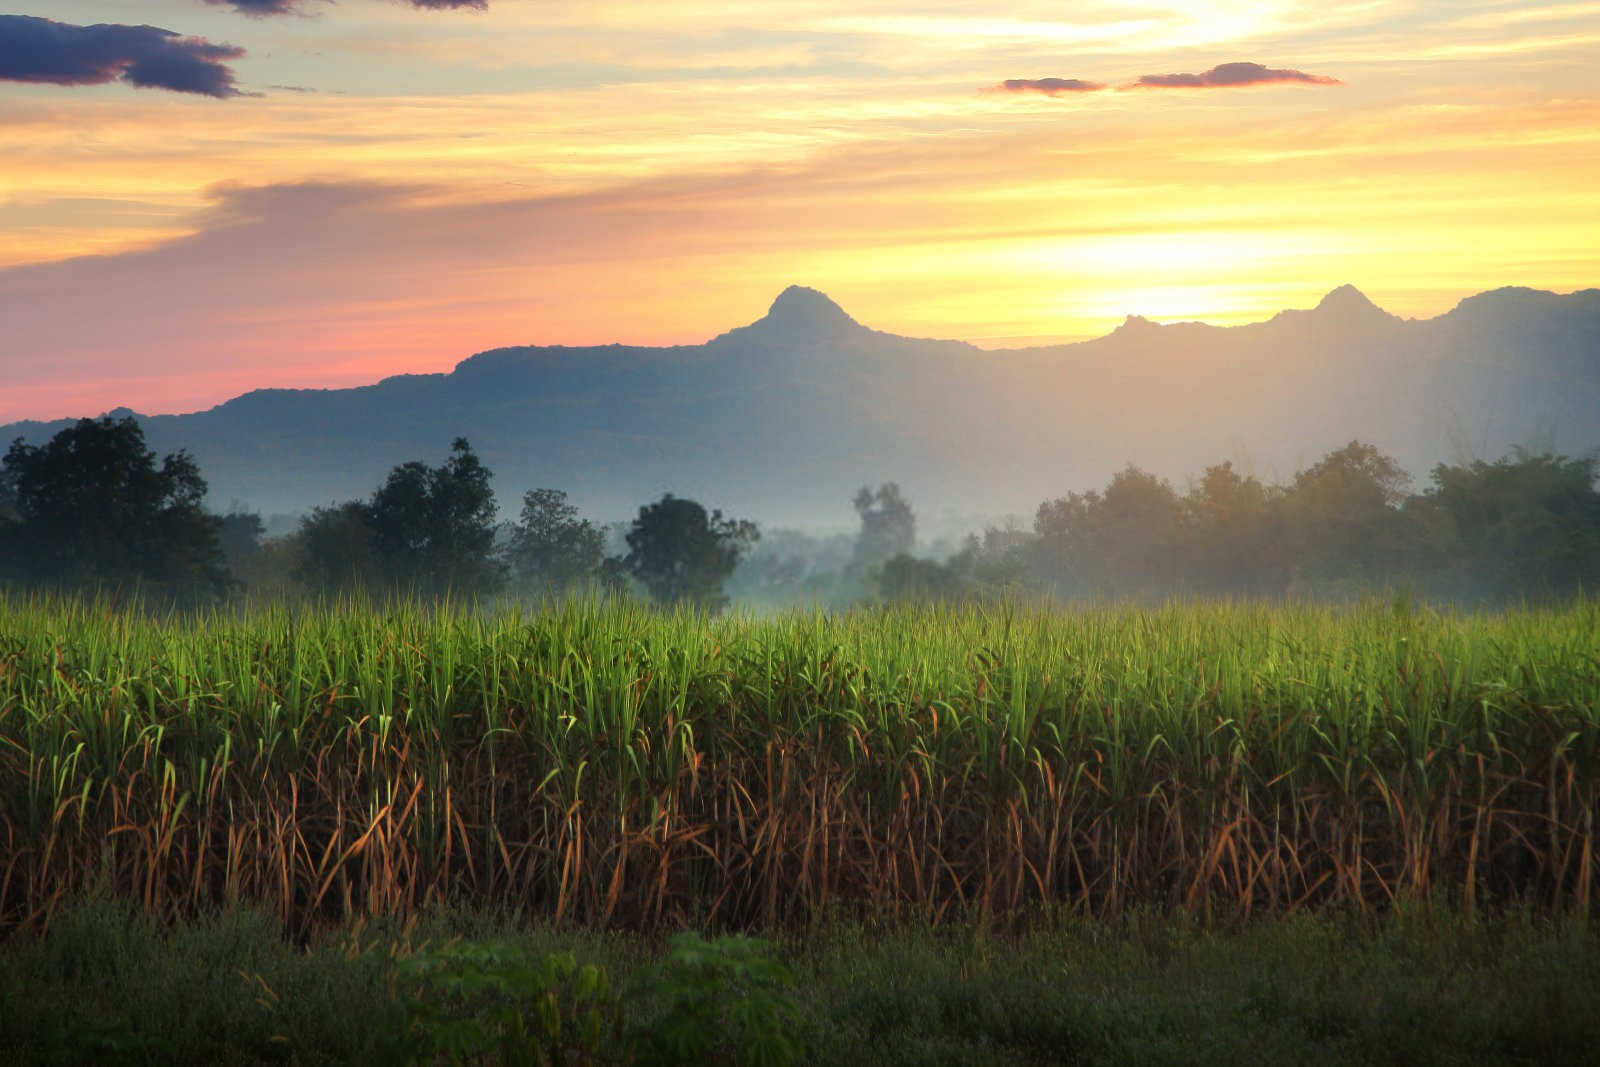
top-left (3, 0), bottom-right (1598, 434)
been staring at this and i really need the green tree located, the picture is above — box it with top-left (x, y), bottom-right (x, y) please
top-left (1420, 450), bottom-right (1600, 600)
top-left (507, 488), bottom-right (605, 596)
top-left (366, 437), bottom-right (505, 599)
top-left (1031, 466), bottom-right (1185, 596)
top-left (1183, 462), bottom-right (1284, 594)
top-left (292, 501), bottom-right (380, 595)
top-left (621, 494), bottom-right (758, 611)
top-left (945, 525), bottom-right (1032, 596)
top-left (1283, 441), bottom-right (1420, 589)
top-left (851, 483), bottom-right (915, 572)
top-left (0, 464), bottom-right (18, 586)
top-left (0, 464), bottom-right (17, 525)
top-left (1294, 440), bottom-right (1411, 510)
top-left (218, 510), bottom-right (264, 575)
top-left (292, 438), bottom-right (505, 599)
top-left (0, 416), bottom-right (229, 601)
top-left (876, 553), bottom-right (967, 602)
top-left (1032, 487), bottom-right (1099, 588)
top-left (1096, 465), bottom-right (1186, 591)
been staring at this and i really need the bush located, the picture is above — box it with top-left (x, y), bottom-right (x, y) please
top-left (633, 933), bottom-right (803, 1067)
top-left (389, 932), bottom-right (803, 1066)
top-left (392, 941), bottom-right (623, 1065)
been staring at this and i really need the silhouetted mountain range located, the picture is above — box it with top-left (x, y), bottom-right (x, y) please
top-left (5, 284), bottom-right (1598, 528)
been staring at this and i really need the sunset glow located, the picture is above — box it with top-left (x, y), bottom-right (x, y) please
top-left (2, 0), bottom-right (1597, 421)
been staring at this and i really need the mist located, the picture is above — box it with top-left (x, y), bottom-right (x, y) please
top-left (6, 409), bottom-right (1595, 612)
top-left (3, 282), bottom-right (1597, 612)
top-left (5, 283), bottom-right (1598, 534)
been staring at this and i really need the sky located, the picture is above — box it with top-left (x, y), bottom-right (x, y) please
top-left (2, 0), bottom-right (1597, 423)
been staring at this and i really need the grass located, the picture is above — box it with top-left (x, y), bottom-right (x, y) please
top-left (2, 894), bottom-right (1597, 1065)
top-left (2, 593), bottom-right (1598, 936)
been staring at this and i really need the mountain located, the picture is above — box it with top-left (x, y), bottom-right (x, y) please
top-left (4, 284), bottom-right (1598, 529)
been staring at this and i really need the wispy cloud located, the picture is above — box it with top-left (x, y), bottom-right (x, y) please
top-left (1132, 62), bottom-right (1340, 89)
top-left (992, 77), bottom-right (1105, 95)
top-left (1444, 2), bottom-right (1600, 32)
top-left (0, 15), bottom-right (246, 98)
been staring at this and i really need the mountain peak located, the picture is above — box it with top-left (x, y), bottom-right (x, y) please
top-left (759, 285), bottom-right (861, 335)
top-left (1315, 284), bottom-right (1385, 317)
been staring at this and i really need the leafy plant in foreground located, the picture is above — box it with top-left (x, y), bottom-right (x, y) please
top-left (633, 932), bottom-right (803, 1067)
top-left (392, 940), bottom-right (624, 1065)
top-left (388, 933), bottom-right (803, 1066)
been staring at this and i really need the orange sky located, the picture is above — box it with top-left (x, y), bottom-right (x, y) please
top-left (2, 0), bottom-right (1597, 422)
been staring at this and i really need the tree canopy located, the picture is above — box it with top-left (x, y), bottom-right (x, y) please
top-left (851, 482), bottom-right (916, 572)
top-left (0, 416), bottom-right (229, 602)
top-left (293, 438), bottom-right (505, 600)
top-left (507, 488), bottom-right (606, 596)
top-left (292, 501), bottom-right (380, 595)
top-left (1421, 451), bottom-right (1600, 599)
top-left (621, 494), bottom-right (758, 611)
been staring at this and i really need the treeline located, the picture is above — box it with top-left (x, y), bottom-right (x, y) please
top-left (0, 418), bottom-right (758, 610)
top-left (3, 417), bottom-right (1597, 609)
top-left (869, 441), bottom-right (1600, 605)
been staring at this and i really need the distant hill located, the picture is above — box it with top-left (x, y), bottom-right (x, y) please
top-left (4, 284), bottom-right (1598, 529)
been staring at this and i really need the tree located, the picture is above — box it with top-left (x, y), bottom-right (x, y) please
top-left (1096, 466), bottom-right (1186, 590)
top-left (1030, 466), bottom-right (1184, 596)
top-left (1182, 462), bottom-right (1283, 594)
top-left (293, 437), bottom-right (505, 599)
top-left (1293, 440), bottom-right (1411, 510)
top-left (507, 488), bottom-right (605, 596)
top-left (1283, 441), bottom-right (1420, 587)
top-left (368, 437), bottom-right (505, 598)
top-left (0, 415), bottom-right (229, 601)
top-left (621, 494), bottom-right (758, 611)
top-left (851, 483), bottom-right (915, 572)
top-left (1420, 450), bottom-right (1600, 600)
top-left (946, 525), bottom-right (1032, 595)
top-left (218, 510), bottom-right (265, 573)
top-left (366, 437), bottom-right (504, 598)
top-left (292, 501), bottom-right (380, 594)
top-left (876, 553), bottom-right (967, 602)
top-left (0, 463), bottom-right (17, 525)
top-left (0, 464), bottom-right (18, 583)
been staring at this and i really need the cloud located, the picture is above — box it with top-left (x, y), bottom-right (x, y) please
top-left (0, 15), bottom-right (245, 97)
top-left (202, 0), bottom-right (304, 14)
top-left (202, 0), bottom-right (486, 11)
top-left (993, 77), bottom-right (1105, 96)
top-left (1132, 62), bottom-right (1340, 89)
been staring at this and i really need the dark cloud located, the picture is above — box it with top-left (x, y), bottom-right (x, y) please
top-left (202, 0), bottom-right (304, 14)
top-left (203, 0), bottom-right (487, 12)
top-left (995, 77), bottom-right (1105, 96)
top-left (1132, 62), bottom-right (1339, 89)
top-left (0, 15), bottom-right (245, 98)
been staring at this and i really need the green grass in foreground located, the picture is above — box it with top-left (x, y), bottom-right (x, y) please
top-left (3, 898), bottom-right (1597, 1065)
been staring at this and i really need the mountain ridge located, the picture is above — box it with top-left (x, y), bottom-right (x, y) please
top-left (4, 284), bottom-right (1597, 528)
